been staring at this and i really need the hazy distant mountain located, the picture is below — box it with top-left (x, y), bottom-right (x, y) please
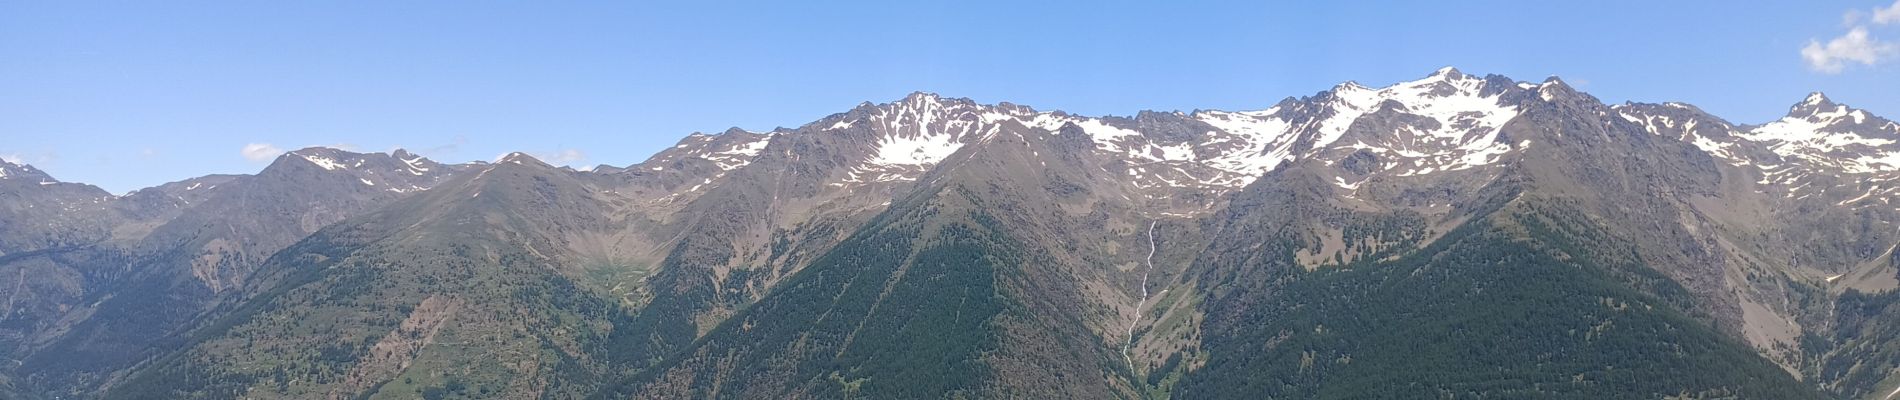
top-left (0, 147), bottom-right (471, 398)
top-left (7, 69), bottom-right (1900, 399)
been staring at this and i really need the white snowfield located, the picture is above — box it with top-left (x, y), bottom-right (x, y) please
top-left (864, 94), bottom-right (984, 167)
top-left (273, 149), bottom-right (451, 194)
top-left (400, 152), bottom-right (432, 175)
top-left (823, 70), bottom-right (1517, 191)
top-left (1744, 94), bottom-right (1900, 174)
top-left (660, 70), bottom-right (1894, 201)
top-left (1618, 92), bottom-right (1900, 175)
top-left (298, 152), bottom-right (347, 171)
top-left (703, 134), bottom-right (773, 171)
top-left (1611, 91), bottom-right (1900, 210)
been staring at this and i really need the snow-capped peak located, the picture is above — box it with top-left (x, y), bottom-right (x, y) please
top-left (1191, 107), bottom-right (1301, 183)
top-left (290, 148), bottom-right (350, 171)
top-left (629, 127), bottom-right (780, 181)
top-left (0, 160), bottom-right (34, 180)
top-left (496, 152), bottom-right (540, 165)
top-left (1742, 94), bottom-right (1900, 174)
top-left (394, 149), bottom-right (434, 175)
top-left (647, 69), bottom-right (1549, 194)
top-left (0, 159), bottom-right (63, 186)
top-left (1799, 92), bottom-right (1833, 109)
top-left (266, 147), bottom-right (456, 194)
top-left (847, 68), bottom-right (1531, 190)
top-left (901, 91), bottom-right (944, 106)
top-left (698, 129), bottom-right (774, 171)
top-left (853, 93), bottom-right (998, 169)
top-left (1783, 92), bottom-right (1859, 123)
top-left (1306, 69), bottom-right (1521, 158)
top-left (1753, 94), bottom-right (1889, 139)
top-left (1535, 77), bottom-right (1575, 101)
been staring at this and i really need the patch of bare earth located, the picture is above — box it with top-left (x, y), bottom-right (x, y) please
top-left (326, 295), bottom-right (463, 400)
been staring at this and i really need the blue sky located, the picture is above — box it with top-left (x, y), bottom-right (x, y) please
top-left (4, 1), bottom-right (1899, 193)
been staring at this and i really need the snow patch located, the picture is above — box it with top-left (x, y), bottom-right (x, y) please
top-left (1293, 71), bottom-right (1524, 176)
top-left (401, 154), bottom-right (431, 175)
top-left (1335, 176), bottom-right (1364, 190)
top-left (1194, 109), bottom-right (1299, 179)
top-left (301, 154), bottom-right (346, 170)
top-left (1744, 101), bottom-right (1900, 174)
top-left (870, 131), bottom-right (963, 166)
top-left (702, 135), bottom-right (773, 171)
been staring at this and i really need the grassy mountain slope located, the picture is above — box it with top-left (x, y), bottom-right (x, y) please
top-left (614, 125), bottom-right (1145, 398)
top-left (101, 157), bottom-right (633, 399)
top-left (1177, 195), bottom-right (1818, 399)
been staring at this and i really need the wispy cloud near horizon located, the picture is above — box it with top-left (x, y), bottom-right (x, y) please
top-left (240, 143), bottom-right (284, 162)
top-left (537, 149), bottom-right (587, 165)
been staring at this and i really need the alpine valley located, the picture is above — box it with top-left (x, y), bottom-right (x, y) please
top-left (8, 68), bottom-right (1900, 399)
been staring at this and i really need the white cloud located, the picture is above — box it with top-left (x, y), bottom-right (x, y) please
top-left (1803, 27), bottom-right (1895, 73)
top-left (493, 149), bottom-right (588, 165)
top-left (1876, 0), bottom-right (1900, 24)
top-left (1807, 2), bottom-right (1900, 74)
top-left (417, 135), bottom-right (468, 155)
top-left (538, 149), bottom-right (587, 164)
top-left (0, 152), bottom-right (55, 165)
top-left (241, 143), bottom-right (285, 162)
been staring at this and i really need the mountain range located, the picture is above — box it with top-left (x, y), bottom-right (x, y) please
top-left (5, 68), bottom-right (1900, 398)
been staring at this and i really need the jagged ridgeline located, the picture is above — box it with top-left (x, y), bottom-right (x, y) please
top-left (2, 68), bottom-right (1899, 398)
